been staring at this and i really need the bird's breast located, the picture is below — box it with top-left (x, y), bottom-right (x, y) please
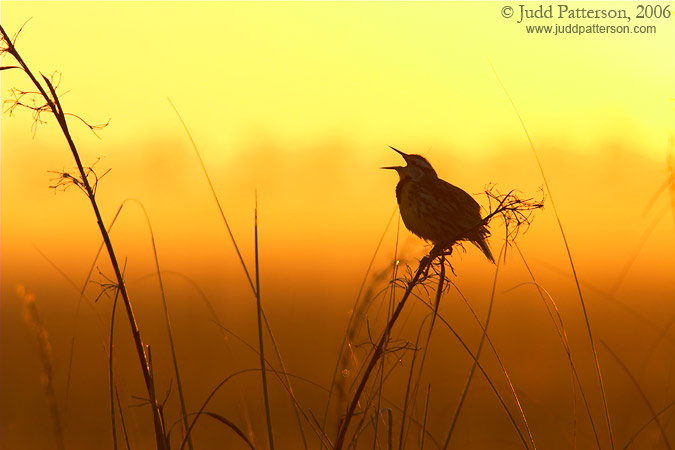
top-left (395, 179), bottom-right (434, 240)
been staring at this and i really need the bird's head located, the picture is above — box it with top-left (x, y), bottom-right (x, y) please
top-left (381, 146), bottom-right (438, 180)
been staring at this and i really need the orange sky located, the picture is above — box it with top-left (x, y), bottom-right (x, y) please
top-left (2, 2), bottom-right (675, 449)
top-left (2, 2), bottom-right (673, 269)
top-left (2, 0), bottom-right (674, 348)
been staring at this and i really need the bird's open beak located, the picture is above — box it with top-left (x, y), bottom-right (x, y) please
top-left (389, 146), bottom-right (408, 158)
top-left (381, 146), bottom-right (408, 170)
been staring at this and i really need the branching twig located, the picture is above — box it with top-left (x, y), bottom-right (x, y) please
top-left (48, 158), bottom-right (110, 196)
top-left (1, 23), bottom-right (168, 450)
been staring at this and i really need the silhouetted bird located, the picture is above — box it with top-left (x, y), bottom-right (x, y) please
top-left (382, 146), bottom-right (494, 263)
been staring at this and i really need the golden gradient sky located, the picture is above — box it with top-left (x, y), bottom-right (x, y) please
top-left (2, 1), bottom-right (674, 277)
top-left (2, 2), bottom-right (675, 449)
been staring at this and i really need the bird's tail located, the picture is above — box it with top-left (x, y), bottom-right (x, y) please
top-left (476, 238), bottom-right (495, 264)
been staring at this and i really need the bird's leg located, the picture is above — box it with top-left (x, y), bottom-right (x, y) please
top-left (420, 245), bottom-right (441, 281)
top-left (447, 260), bottom-right (457, 277)
top-left (429, 244), bottom-right (442, 260)
top-left (438, 245), bottom-right (456, 276)
top-left (429, 243), bottom-right (451, 261)
top-left (434, 255), bottom-right (446, 311)
top-left (420, 257), bottom-right (432, 280)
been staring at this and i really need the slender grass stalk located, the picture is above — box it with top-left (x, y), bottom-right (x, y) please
top-left (394, 247), bottom-right (536, 450)
top-left (155, 270), bottom-right (259, 443)
top-left (345, 408), bottom-right (391, 450)
top-left (255, 193), bottom-right (276, 450)
top-left (339, 314), bottom-right (508, 448)
top-left (179, 368), bottom-right (266, 450)
top-left (1, 25), bottom-right (168, 450)
top-left (490, 61), bottom-right (614, 449)
top-left (420, 385), bottom-right (431, 450)
top-left (513, 244), bottom-right (602, 449)
top-left (196, 412), bottom-right (257, 450)
top-left (609, 207), bottom-right (667, 297)
top-left (386, 408), bottom-right (393, 450)
top-left (419, 293), bottom-right (532, 449)
top-left (168, 99), bottom-right (308, 448)
top-left (208, 321), bottom-right (336, 446)
top-left (399, 256), bottom-right (445, 450)
top-left (623, 401), bottom-right (675, 450)
top-left (33, 248), bottom-right (130, 449)
top-left (324, 209), bottom-right (398, 433)
top-left (371, 321), bottom-right (388, 448)
top-left (108, 262), bottom-right (126, 450)
top-left (37, 247), bottom-right (136, 450)
top-left (372, 239), bottom-right (403, 449)
top-left (332, 213), bottom-right (401, 449)
top-left (170, 100), bottom-right (296, 446)
top-left (334, 251), bottom-right (433, 450)
top-left (18, 286), bottom-right (66, 450)
top-left (132, 200), bottom-right (193, 450)
top-left (600, 341), bottom-right (672, 450)
top-left (173, 332), bottom-right (332, 450)
top-left (33, 245), bottom-right (86, 420)
top-left (166, 98), bottom-right (256, 294)
top-left (442, 246), bottom-right (503, 449)
top-left (351, 281), bottom-right (532, 450)
top-left (347, 349), bottom-right (417, 449)
top-left (447, 277), bottom-right (536, 450)
top-left (397, 312), bottom-right (433, 450)
top-left (114, 385), bottom-right (132, 450)
top-left (76, 198), bottom-right (195, 448)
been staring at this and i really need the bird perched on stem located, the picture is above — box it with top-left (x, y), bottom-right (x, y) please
top-left (382, 146), bottom-right (495, 263)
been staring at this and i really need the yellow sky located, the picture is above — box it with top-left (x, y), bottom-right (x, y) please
top-left (2, 1), bottom-right (674, 277)
top-left (2, 1), bottom-right (672, 155)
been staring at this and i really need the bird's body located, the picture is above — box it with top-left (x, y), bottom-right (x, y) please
top-left (383, 147), bottom-right (494, 263)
